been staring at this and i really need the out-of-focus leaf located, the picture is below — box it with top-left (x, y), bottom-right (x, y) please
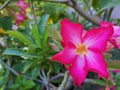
top-left (3, 48), bottom-right (40, 58)
top-left (0, 17), bottom-right (12, 30)
top-left (116, 86), bottom-right (120, 90)
top-left (115, 73), bottom-right (120, 80)
top-left (94, 79), bottom-right (106, 86)
top-left (92, 0), bottom-right (99, 10)
top-left (31, 67), bottom-right (39, 77)
top-left (107, 60), bottom-right (120, 70)
top-left (0, 70), bottom-right (9, 87)
top-left (43, 3), bottom-right (66, 21)
top-left (38, 14), bottom-right (49, 34)
top-left (92, 0), bottom-right (120, 13)
top-left (9, 76), bottom-right (35, 89)
top-left (24, 80), bottom-right (35, 89)
top-left (0, 28), bottom-right (6, 34)
top-left (7, 31), bottom-right (33, 46)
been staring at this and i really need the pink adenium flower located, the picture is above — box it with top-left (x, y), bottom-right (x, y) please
top-left (52, 19), bottom-right (113, 86)
top-left (14, 13), bottom-right (26, 25)
top-left (101, 21), bottom-right (120, 49)
top-left (16, 0), bottom-right (29, 14)
top-left (16, 0), bottom-right (29, 9)
top-left (113, 69), bottom-right (120, 74)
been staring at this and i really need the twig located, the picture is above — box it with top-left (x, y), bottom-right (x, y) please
top-left (30, 0), bottom-right (38, 26)
top-left (66, 0), bottom-right (101, 25)
top-left (58, 71), bottom-right (69, 90)
top-left (0, 0), bottom-right (10, 10)
top-left (47, 64), bottom-right (52, 86)
top-left (44, 0), bottom-right (70, 3)
top-left (50, 73), bottom-right (64, 81)
top-left (0, 58), bottom-right (19, 76)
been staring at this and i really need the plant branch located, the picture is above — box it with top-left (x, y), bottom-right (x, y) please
top-left (50, 73), bottom-right (64, 81)
top-left (0, 58), bottom-right (19, 76)
top-left (47, 64), bottom-right (52, 86)
top-left (44, 0), bottom-right (70, 3)
top-left (66, 0), bottom-right (101, 25)
top-left (58, 71), bottom-right (69, 90)
top-left (30, 0), bottom-right (38, 26)
top-left (0, 0), bottom-right (10, 10)
top-left (45, 0), bottom-right (101, 25)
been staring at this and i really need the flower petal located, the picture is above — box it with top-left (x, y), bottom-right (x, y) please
top-left (100, 21), bottom-right (113, 27)
top-left (109, 37), bottom-right (120, 48)
top-left (85, 49), bottom-right (110, 78)
top-left (52, 43), bottom-right (76, 64)
top-left (113, 26), bottom-right (120, 37)
top-left (83, 26), bottom-right (113, 51)
top-left (68, 56), bottom-right (88, 86)
top-left (61, 18), bottom-right (83, 45)
top-left (100, 21), bottom-right (120, 37)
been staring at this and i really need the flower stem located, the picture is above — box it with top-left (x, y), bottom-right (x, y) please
top-left (58, 71), bottom-right (69, 90)
top-left (30, 0), bottom-right (38, 26)
top-left (0, 0), bottom-right (10, 10)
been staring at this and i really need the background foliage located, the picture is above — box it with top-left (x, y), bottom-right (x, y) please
top-left (0, 0), bottom-right (120, 90)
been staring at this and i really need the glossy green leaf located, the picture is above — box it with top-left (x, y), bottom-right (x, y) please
top-left (38, 14), bottom-right (49, 34)
top-left (31, 25), bottom-right (41, 48)
top-left (7, 31), bottom-right (33, 46)
top-left (41, 30), bottom-right (49, 47)
top-left (3, 48), bottom-right (40, 58)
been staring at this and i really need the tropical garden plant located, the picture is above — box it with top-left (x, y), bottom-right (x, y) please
top-left (0, 0), bottom-right (120, 90)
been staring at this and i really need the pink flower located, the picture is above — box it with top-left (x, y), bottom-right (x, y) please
top-left (52, 19), bottom-right (113, 86)
top-left (101, 21), bottom-right (120, 49)
top-left (113, 69), bottom-right (120, 74)
top-left (14, 13), bottom-right (26, 25)
top-left (16, 0), bottom-right (29, 14)
top-left (16, 0), bottom-right (29, 9)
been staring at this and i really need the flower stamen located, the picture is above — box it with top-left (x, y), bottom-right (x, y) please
top-left (76, 44), bottom-right (87, 55)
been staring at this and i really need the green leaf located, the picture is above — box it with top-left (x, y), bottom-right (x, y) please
top-left (107, 60), bottom-right (120, 70)
top-left (0, 70), bottom-right (9, 87)
top-left (94, 79), bottom-right (106, 86)
top-left (3, 48), bottom-right (40, 58)
top-left (0, 17), bottom-right (12, 30)
top-left (41, 30), bottom-right (49, 47)
top-left (52, 62), bottom-right (60, 74)
top-left (7, 31), bottom-right (33, 46)
top-left (92, 0), bottom-right (120, 13)
top-left (115, 73), bottom-right (120, 80)
top-left (24, 80), bottom-right (35, 89)
top-left (48, 27), bottom-right (62, 49)
top-left (116, 86), bottom-right (120, 90)
top-left (31, 25), bottom-right (41, 48)
top-left (38, 14), bottom-right (49, 34)
top-left (22, 61), bottom-right (33, 73)
top-left (92, 0), bottom-right (99, 10)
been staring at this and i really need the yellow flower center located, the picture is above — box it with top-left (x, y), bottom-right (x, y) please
top-left (76, 44), bottom-right (87, 55)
